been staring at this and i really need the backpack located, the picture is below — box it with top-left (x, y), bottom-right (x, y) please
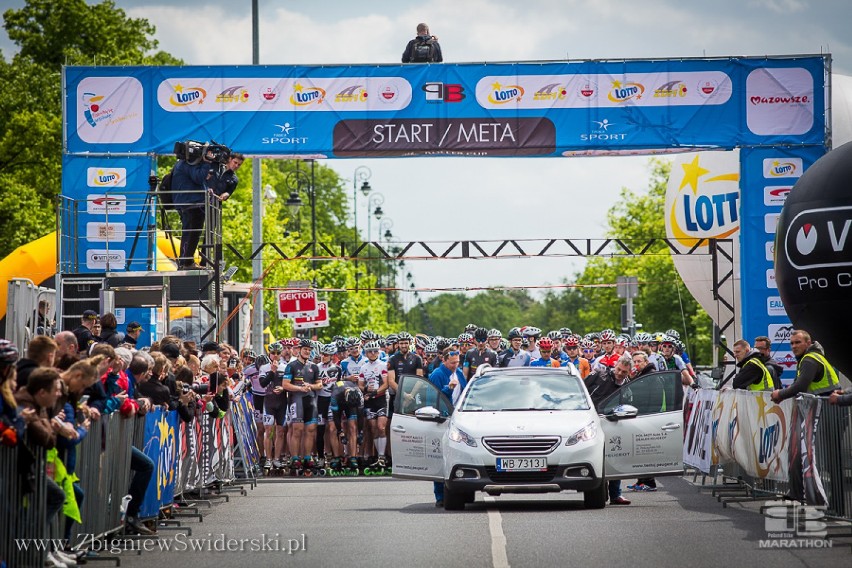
top-left (410, 37), bottom-right (435, 63)
top-left (158, 169), bottom-right (175, 210)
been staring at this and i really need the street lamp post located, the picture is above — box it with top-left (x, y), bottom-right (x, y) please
top-left (366, 193), bottom-right (384, 293)
top-left (378, 218), bottom-right (393, 289)
top-left (353, 166), bottom-right (371, 290)
top-left (284, 164), bottom-right (315, 283)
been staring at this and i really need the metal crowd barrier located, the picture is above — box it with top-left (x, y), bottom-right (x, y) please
top-left (816, 402), bottom-right (852, 519)
top-left (1, 441), bottom-right (49, 568)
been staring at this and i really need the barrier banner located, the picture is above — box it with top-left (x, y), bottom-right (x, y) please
top-left (230, 395), bottom-right (260, 472)
top-left (177, 415), bottom-right (202, 493)
top-left (200, 411), bottom-right (235, 485)
top-left (139, 409), bottom-right (179, 519)
top-left (721, 390), bottom-right (793, 481)
top-left (788, 396), bottom-right (828, 505)
top-left (683, 388), bottom-right (718, 472)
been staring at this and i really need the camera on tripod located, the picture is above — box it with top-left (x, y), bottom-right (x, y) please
top-left (174, 139), bottom-right (231, 165)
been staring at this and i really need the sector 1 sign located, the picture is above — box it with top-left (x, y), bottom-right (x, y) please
top-left (293, 301), bottom-right (329, 330)
top-left (277, 289), bottom-right (317, 319)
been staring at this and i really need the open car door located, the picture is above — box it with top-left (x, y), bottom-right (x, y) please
top-left (389, 374), bottom-right (453, 481)
top-left (598, 371), bottom-right (685, 479)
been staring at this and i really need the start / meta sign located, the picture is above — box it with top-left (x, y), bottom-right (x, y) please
top-left (277, 289), bottom-right (318, 318)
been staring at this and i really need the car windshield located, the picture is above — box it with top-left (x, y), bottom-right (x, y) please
top-left (460, 372), bottom-right (590, 411)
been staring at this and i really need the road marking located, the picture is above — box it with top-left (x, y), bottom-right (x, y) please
top-left (484, 495), bottom-right (510, 568)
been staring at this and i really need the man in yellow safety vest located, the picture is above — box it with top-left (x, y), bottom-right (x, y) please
top-left (771, 330), bottom-right (839, 403)
top-left (731, 339), bottom-right (778, 391)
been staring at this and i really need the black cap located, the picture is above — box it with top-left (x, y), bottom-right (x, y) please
top-left (127, 321), bottom-right (142, 331)
top-left (201, 341), bottom-right (219, 353)
top-left (161, 343), bottom-right (181, 359)
top-left (82, 310), bottom-right (99, 320)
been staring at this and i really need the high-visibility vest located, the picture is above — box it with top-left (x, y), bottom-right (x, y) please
top-left (801, 352), bottom-right (839, 394)
top-left (745, 358), bottom-right (774, 391)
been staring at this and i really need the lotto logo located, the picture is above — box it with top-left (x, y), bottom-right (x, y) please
top-left (423, 82), bottom-right (466, 103)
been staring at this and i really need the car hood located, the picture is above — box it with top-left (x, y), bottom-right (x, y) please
top-left (451, 409), bottom-right (597, 437)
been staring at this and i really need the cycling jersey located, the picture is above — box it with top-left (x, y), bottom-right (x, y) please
top-left (499, 349), bottom-right (531, 367)
top-left (530, 357), bottom-right (564, 368)
top-left (387, 351), bottom-right (424, 396)
top-left (341, 354), bottom-right (365, 378)
top-left (317, 362), bottom-right (342, 397)
top-left (658, 354), bottom-right (686, 371)
top-left (463, 348), bottom-right (498, 377)
top-left (284, 359), bottom-right (320, 424)
top-left (359, 358), bottom-right (388, 420)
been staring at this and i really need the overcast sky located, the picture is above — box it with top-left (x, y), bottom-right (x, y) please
top-left (1, 0), bottom-right (849, 303)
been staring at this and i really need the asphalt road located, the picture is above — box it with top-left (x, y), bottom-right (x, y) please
top-left (109, 476), bottom-right (849, 568)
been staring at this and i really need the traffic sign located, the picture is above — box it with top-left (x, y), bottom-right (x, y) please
top-left (277, 289), bottom-right (318, 318)
top-left (293, 301), bottom-right (329, 330)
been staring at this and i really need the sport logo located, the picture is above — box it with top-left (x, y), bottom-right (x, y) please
top-left (487, 82), bottom-right (524, 104)
top-left (698, 80), bottom-right (719, 98)
top-left (261, 122), bottom-right (309, 145)
top-left (607, 80), bottom-right (644, 103)
top-left (81, 92), bottom-right (112, 127)
top-left (168, 84), bottom-right (207, 107)
top-left (422, 82), bottom-right (465, 103)
top-left (259, 86), bottom-right (279, 103)
top-left (86, 167), bottom-right (126, 188)
top-left (290, 83), bottom-right (326, 106)
top-left (335, 85), bottom-right (368, 103)
top-left (377, 82), bottom-right (400, 104)
top-left (578, 82), bottom-right (596, 98)
top-left (216, 85), bottom-right (249, 104)
top-left (763, 158), bottom-right (803, 178)
top-left (581, 119), bottom-right (626, 142)
top-left (654, 80), bottom-right (687, 98)
top-left (785, 206), bottom-right (852, 270)
top-left (533, 83), bottom-right (567, 102)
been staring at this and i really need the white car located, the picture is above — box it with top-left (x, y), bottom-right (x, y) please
top-left (390, 367), bottom-right (685, 510)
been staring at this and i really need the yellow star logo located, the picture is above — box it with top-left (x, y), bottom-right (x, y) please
top-left (491, 82), bottom-right (502, 91)
top-left (174, 84), bottom-right (183, 93)
top-left (294, 83), bottom-right (304, 92)
top-left (612, 80), bottom-right (622, 89)
top-left (679, 155), bottom-right (710, 195)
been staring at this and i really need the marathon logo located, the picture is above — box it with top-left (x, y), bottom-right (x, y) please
top-left (331, 118), bottom-right (555, 157)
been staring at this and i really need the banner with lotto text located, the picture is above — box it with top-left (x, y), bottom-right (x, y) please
top-left (683, 388), bottom-right (719, 472)
top-left (139, 409), bottom-right (180, 519)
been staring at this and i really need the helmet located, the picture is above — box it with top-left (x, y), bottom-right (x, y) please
top-left (538, 337), bottom-right (553, 351)
top-left (521, 338), bottom-right (529, 348)
top-left (0, 340), bottom-right (18, 365)
top-left (547, 330), bottom-right (561, 341)
top-left (298, 338), bottom-right (313, 349)
top-left (344, 387), bottom-right (364, 407)
top-left (473, 327), bottom-right (489, 342)
top-left (559, 327), bottom-right (573, 338)
top-left (415, 334), bottom-right (429, 349)
top-left (615, 336), bottom-right (628, 346)
top-left (267, 342), bottom-right (283, 354)
top-left (522, 326), bottom-right (541, 338)
top-left (360, 330), bottom-right (377, 342)
top-left (464, 323), bottom-right (478, 333)
top-left (599, 329), bottom-right (617, 342)
top-left (673, 339), bottom-right (685, 351)
top-left (635, 332), bottom-right (651, 343)
top-left (335, 339), bottom-right (348, 351)
top-left (579, 338), bottom-right (595, 350)
top-left (458, 333), bottom-right (474, 345)
top-left (397, 331), bottom-right (413, 342)
top-left (564, 335), bottom-right (579, 348)
top-left (254, 354), bottom-right (270, 368)
top-left (240, 349), bottom-right (256, 360)
top-left (321, 343), bottom-right (337, 355)
top-left (660, 335), bottom-right (675, 346)
top-left (507, 327), bottom-right (522, 340)
top-left (665, 329), bottom-right (681, 340)
top-left (425, 342), bottom-right (438, 355)
top-left (588, 332), bottom-right (601, 341)
top-left (385, 333), bottom-right (398, 345)
top-left (499, 338), bottom-right (509, 351)
top-left (435, 338), bottom-right (450, 352)
top-left (364, 340), bottom-right (382, 352)
top-left (487, 328), bottom-right (502, 339)
top-left (346, 338), bottom-right (361, 349)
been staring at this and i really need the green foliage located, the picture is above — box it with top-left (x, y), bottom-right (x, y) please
top-left (0, 0), bottom-right (183, 259)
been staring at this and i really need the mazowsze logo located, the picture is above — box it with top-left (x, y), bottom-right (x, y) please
top-left (81, 92), bottom-right (113, 128)
top-left (487, 82), bottom-right (524, 104)
top-left (607, 80), bottom-right (644, 103)
top-left (86, 167), bottom-right (126, 188)
top-left (784, 206), bottom-right (852, 270)
top-left (768, 323), bottom-right (794, 344)
top-left (654, 80), bottom-right (687, 98)
top-left (290, 83), bottom-right (326, 106)
top-left (533, 83), bottom-right (567, 102)
top-left (763, 158), bottom-right (803, 178)
top-left (168, 84), bottom-right (207, 107)
top-left (335, 85), bottom-right (368, 103)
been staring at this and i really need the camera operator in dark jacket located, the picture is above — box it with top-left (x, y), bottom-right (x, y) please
top-left (171, 148), bottom-right (214, 269)
top-left (402, 23), bottom-right (443, 63)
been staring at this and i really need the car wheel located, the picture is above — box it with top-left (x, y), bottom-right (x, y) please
top-left (584, 464), bottom-right (607, 509)
top-left (443, 483), bottom-right (466, 510)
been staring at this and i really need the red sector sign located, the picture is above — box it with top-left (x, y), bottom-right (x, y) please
top-left (277, 289), bottom-right (318, 318)
top-left (293, 301), bottom-right (329, 329)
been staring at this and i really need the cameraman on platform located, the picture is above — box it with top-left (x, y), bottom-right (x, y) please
top-left (171, 146), bottom-right (215, 269)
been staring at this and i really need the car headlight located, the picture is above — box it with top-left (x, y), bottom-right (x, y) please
top-left (448, 425), bottom-right (477, 447)
top-left (565, 420), bottom-right (597, 446)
